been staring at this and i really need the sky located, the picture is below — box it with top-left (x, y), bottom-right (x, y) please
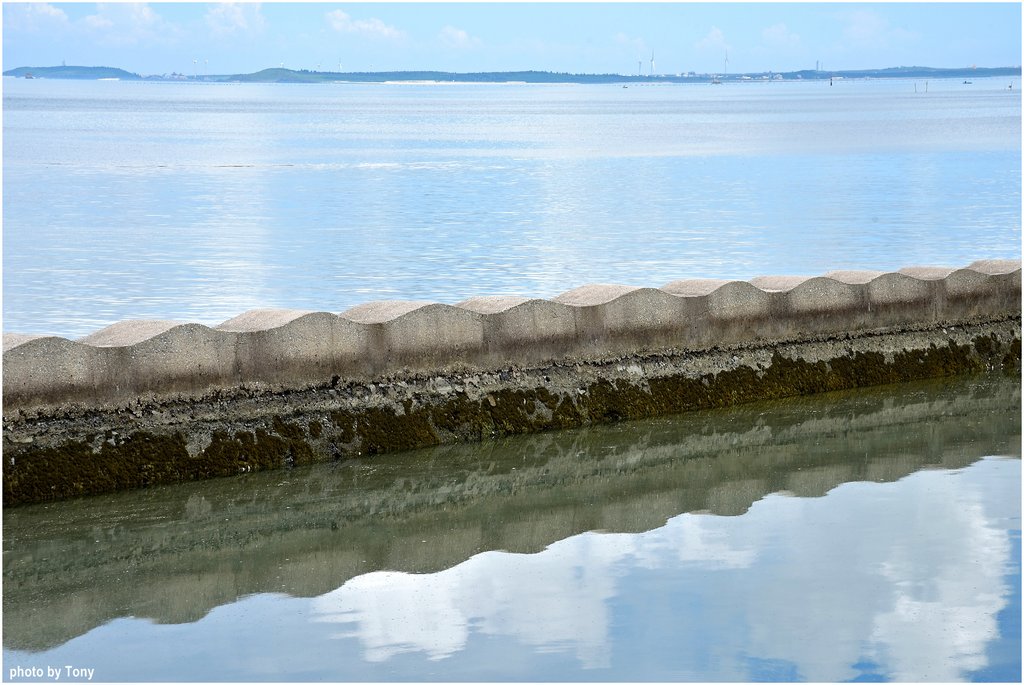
top-left (2, 2), bottom-right (1021, 77)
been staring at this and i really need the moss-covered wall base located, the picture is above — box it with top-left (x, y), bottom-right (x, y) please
top-left (4, 318), bottom-right (1020, 507)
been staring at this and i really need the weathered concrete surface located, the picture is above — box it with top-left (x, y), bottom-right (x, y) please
top-left (3, 260), bottom-right (1020, 412)
top-left (2, 316), bottom-right (1019, 506)
top-left (2, 261), bottom-right (1020, 505)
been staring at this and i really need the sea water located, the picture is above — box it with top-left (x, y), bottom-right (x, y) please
top-left (2, 374), bottom-right (1020, 681)
top-left (2, 76), bottom-right (1020, 338)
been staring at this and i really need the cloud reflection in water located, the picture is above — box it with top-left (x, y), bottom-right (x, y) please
top-left (310, 458), bottom-right (1017, 681)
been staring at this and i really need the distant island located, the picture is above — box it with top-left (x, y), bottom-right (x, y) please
top-left (4, 64), bottom-right (1020, 84)
top-left (4, 65), bottom-right (144, 81)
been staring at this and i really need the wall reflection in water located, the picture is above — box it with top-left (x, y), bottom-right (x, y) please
top-left (3, 374), bottom-right (1020, 681)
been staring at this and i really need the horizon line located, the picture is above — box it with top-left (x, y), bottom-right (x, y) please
top-left (5, 63), bottom-right (1023, 78)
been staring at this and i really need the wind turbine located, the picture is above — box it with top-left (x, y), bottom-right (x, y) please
top-left (650, 51), bottom-right (655, 76)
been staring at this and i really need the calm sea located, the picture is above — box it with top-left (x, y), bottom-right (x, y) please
top-left (2, 76), bottom-right (1020, 338)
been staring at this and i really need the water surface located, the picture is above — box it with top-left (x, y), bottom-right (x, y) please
top-left (3, 77), bottom-right (1020, 338)
top-left (3, 374), bottom-right (1019, 681)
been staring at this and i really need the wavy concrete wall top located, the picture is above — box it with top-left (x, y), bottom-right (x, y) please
top-left (3, 260), bottom-right (1020, 411)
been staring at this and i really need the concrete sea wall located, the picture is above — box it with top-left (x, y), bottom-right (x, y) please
top-left (3, 260), bottom-right (1020, 505)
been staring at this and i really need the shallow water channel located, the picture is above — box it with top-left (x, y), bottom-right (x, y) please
top-left (3, 374), bottom-right (1020, 682)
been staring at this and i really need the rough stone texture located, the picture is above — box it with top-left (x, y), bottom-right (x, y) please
top-left (2, 260), bottom-right (1020, 505)
top-left (455, 295), bottom-right (534, 315)
top-left (79, 319), bottom-right (186, 347)
top-left (747, 274), bottom-right (814, 291)
top-left (2, 333), bottom-right (50, 354)
top-left (215, 308), bottom-right (316, 332)
top-left (970, 258), bottom-right (1022, 275)
top-left (899, 265), bottom-right (957, 280)
top-left (823, 270), bottom-right (888, 285)
top-left (661, 278), bottom-right (736, 297)
top-left (472, 298), bottom-right (579, 367)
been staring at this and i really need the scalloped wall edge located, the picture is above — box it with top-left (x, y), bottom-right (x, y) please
top-left (3, 260), bottom-right (1020, 411)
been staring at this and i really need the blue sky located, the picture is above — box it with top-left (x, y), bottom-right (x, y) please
top-left (3, 2), bottom-right (1021, 76)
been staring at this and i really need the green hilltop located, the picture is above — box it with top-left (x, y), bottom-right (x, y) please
top-left (4, 65), bottom-right (142, 80)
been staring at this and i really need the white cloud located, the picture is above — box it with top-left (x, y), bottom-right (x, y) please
top-left (866, 495), bottom-right (1009, 682)
top-left (312, 534), bottom-right (626, 669)
top-left (326, 10), bottom-right (404, 40)
top-left (695, 26), bottom-right (731, 54)
top-left (81, 3), bottom-right (180, 46)
top-left (83, 13), bottom-right (115, 32)
top-left (205, 2), bottom-right (266, 37)
top-left (838, 9), bottom-right (918, 50)
top-left (841, 9), bottom-right (887, 45)
top-left (317, 570), bottom-right (469, 662)
top-left (4, 2), bottom-right (70, 32)
top-left (309, 459), bottom-right (1017, 680)
top-left (672, 515), bottom-right (756, 569)
top-left (762, 23), bottom-right (800, 50)
top-left (614, 32), bottom-right (648, 56)
top-left (439, 26), bottom-right (481, 50)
